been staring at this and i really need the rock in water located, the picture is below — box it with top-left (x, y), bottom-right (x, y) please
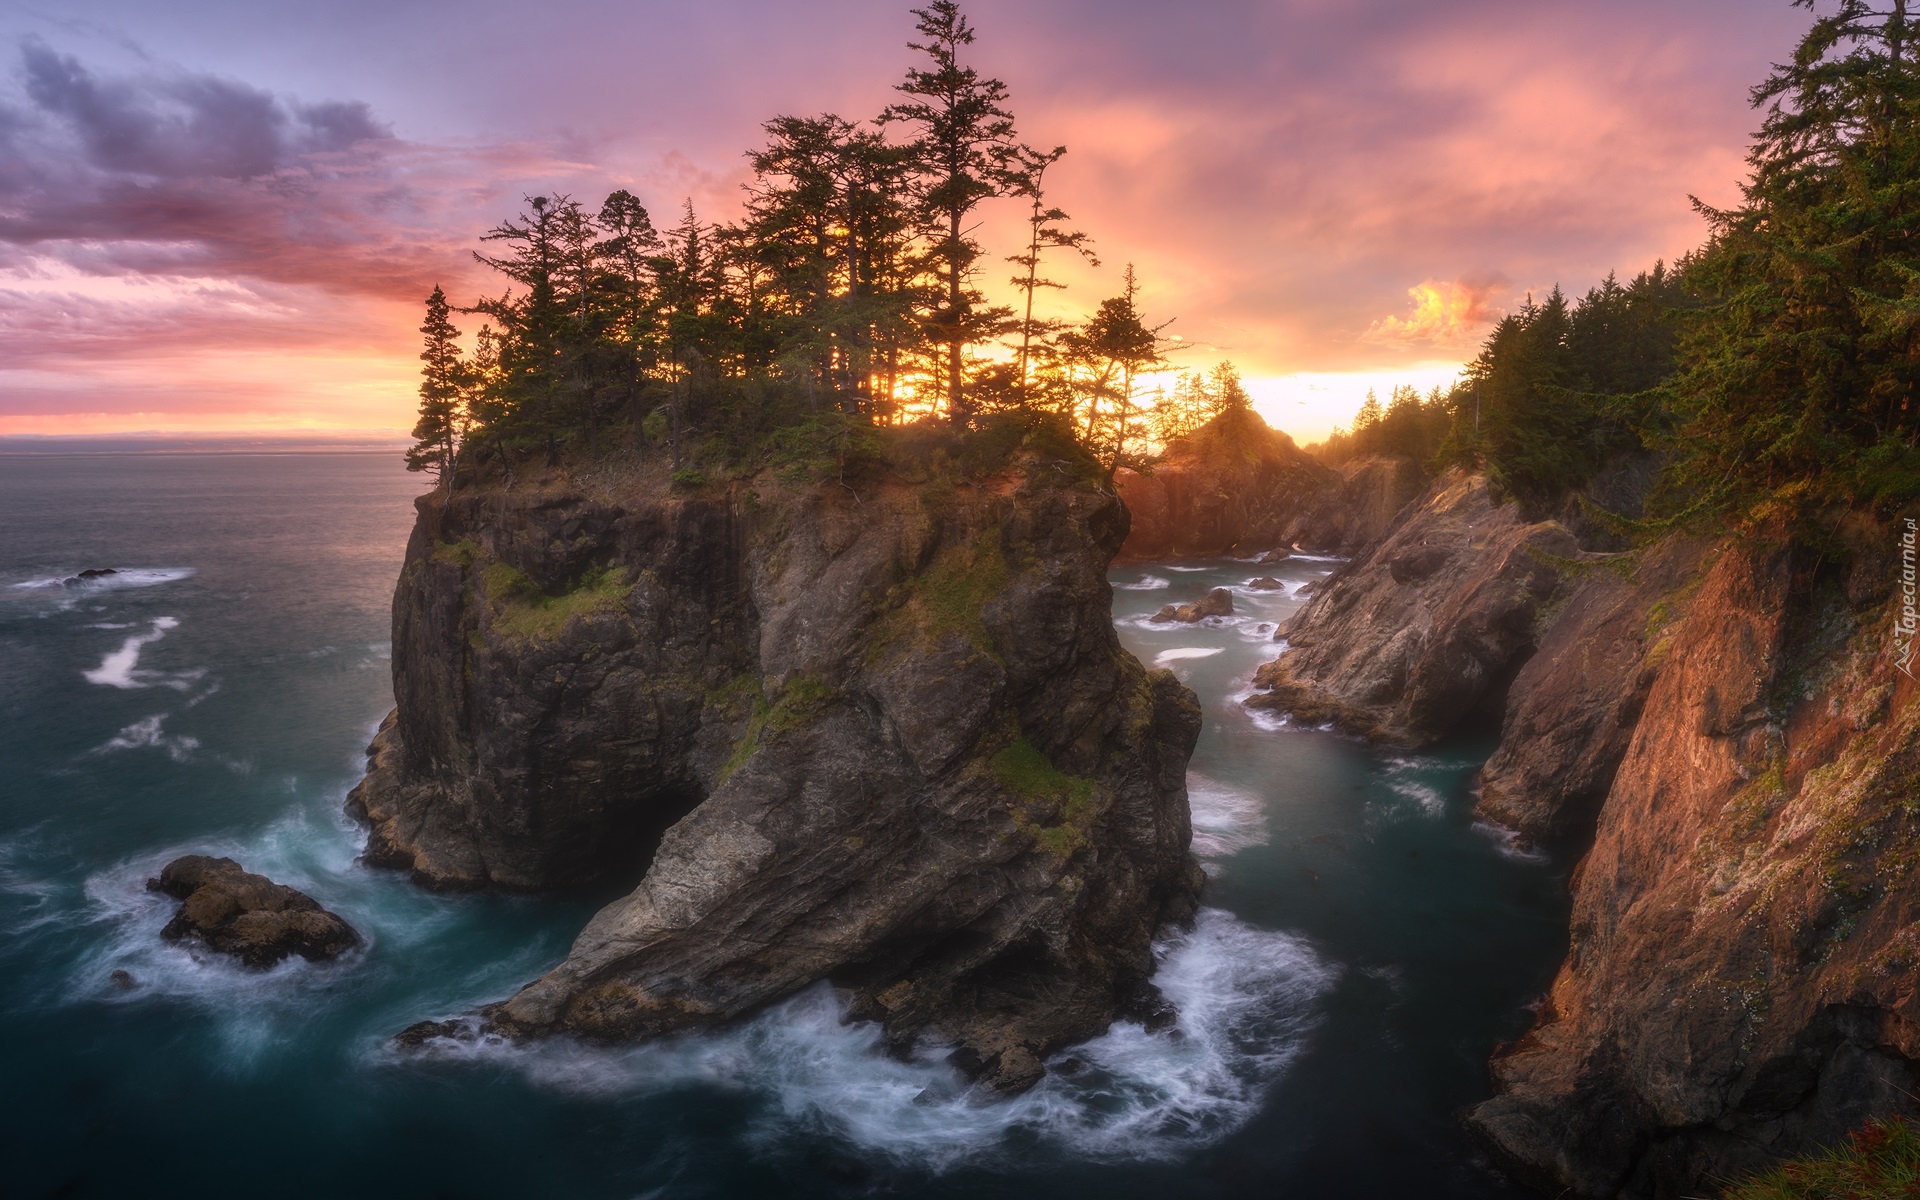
top-left (146, 856), bottom-right (360, 969)
top-left (1148, 588), bottom-right (1236, 624)
top-left (350, 429), bottom-right (1203, 1092)
top-left (1246, 576), bottom-right (1285, 591)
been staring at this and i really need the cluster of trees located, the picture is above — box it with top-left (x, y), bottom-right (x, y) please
top-left (406, 1), bottom-right (1226, 487)
top-left (1319, 1), bottom-right (1920, 527)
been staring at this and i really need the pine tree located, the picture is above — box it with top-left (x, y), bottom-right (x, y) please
top-left (1007, 145), bottom-right (1096, 400)
top-left (883, 0), bottom-right (1024, 427)
top-left (1669, 0), bottom-right (1920, 515)
top-left (405, 286), bottom-right (468, 494)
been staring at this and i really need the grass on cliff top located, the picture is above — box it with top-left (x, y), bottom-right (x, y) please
top-left (481, 561), bottom-right (628, 641)
top-left (1722, 1116), bottom-right (1920, 1200)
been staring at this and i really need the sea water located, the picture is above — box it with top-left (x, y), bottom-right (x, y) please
top-left (0, 451), bottom-right (1566, 1198)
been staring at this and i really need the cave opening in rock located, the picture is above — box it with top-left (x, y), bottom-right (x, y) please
top-left (568, 784), bottom-right (708, 903)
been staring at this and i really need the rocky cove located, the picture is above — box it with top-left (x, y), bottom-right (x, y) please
top-left (1243, 455), bottom-right (1920, 1197)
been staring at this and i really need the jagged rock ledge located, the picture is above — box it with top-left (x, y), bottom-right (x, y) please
top-left (349, 427), bottom-right (1204, 1093)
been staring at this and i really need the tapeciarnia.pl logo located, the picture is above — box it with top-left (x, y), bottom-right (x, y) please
top-left (1900, 517), bottom-right (1919, 679)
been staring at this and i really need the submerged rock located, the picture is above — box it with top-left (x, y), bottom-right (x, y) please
top-left (352, 427), bottom-right (1203, 1093)
top-left (64, 568), bottom-right (118, 585)
top-left (146, 855), bottom-right (360, 969)
top-left (1149, 588), bottom-right (1236, 624)
top-left (108, 969), bottom-right (137, 990)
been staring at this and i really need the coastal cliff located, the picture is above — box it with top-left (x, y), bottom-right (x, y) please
top-left (1248, 464), bottom-right (1920, 1195)
top-left (1114, 407), bottom-right (1419, 560)
top-left (1244, 469), bottom-right (1576, 746)
top-left (349, 429), bottom-right (1204, 1092)
top-left (1468, 534), bottom-right (1920, 1197)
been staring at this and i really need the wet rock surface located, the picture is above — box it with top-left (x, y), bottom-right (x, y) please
top-left (352, 436), bottom-right (1203, 1093)
top-left (1150, 587), bottom-right (1236, 623)
top-left (147, 855), bottom-right (361, 969)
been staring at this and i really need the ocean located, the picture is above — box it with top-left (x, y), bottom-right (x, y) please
top-left (0, 450), bottom-right (1566, 1198)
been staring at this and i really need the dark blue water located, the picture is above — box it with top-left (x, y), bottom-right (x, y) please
top-left (0, 452), bottom-right (1567, 1199)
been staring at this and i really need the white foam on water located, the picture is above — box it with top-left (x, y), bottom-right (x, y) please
top-left (1187, 775), bottom-right (1269, 858)
top-left (1381, 760), bottom-right (1447, 818)
top-left (404, 908), bottom-right (1331, 1172)
top-left (14, 567), bottom-right (197, 591)
top-left (92, 714), bottom-right (200, 762)
top-left (1119, 575), bottom-right (1171, 591)
top-left (1165, 565), bottom-right (1212, 572)
top-left (1153, 647), bottom-right (1224, 667)
top-left (1472, 820), bottom-right (1550, 865)
top-left (82, 616), bottom-right (179, 688)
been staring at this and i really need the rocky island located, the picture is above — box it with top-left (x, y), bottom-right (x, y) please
top-left (350, 426), bottom-right (1203, 1092)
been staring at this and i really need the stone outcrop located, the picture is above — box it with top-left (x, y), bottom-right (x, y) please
top-left (1115, 408), bottom-right (1343, 559)
top-left (1473, 535), bottom-right (1713, 853)
top-left (1467, 535), bottom-right (1920, 1197)
top-left (1150, 587), bottom-right (1235, 624)
top-left (1243, 470), bottom-right (1576, 745)
top-left (147, 855), bottom-right (361, 968)
top-left (1235, 446), bottom-right (1920, 1193)
top-left (351, 432), bottom-right (1203, 1092)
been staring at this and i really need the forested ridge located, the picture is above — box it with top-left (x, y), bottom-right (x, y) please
top-left (1320, 0), bottom-right (1920, 540)
top-left (405, 1), bottom-right (1250, 492)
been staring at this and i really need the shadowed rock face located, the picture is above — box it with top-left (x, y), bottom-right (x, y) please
top-left (349, 440), bottom-right (1203, 1092)
top-left (1243, 469), bottom-right (1576, 746)
top-left (1473, 535), bottom-right (1713, 854)
top-left (147, 855), bottom-right (360, 968)
top-left (1116, 409), bottom-right (1422, 560)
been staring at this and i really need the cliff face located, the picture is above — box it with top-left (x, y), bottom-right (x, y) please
top-left (349, 439), bottom-right (1204, 1092)
top-left (1257, 460), bottom-right (1920, 1194)
top-left (1244, 469), bottom-right (1576, 746)
top-left (1115, 407), bottom-right (1412, 559)
top-left (1468, 537), bottom-right (1920, 1198)
top-left (1473, 535), bottom-right (1713, 853)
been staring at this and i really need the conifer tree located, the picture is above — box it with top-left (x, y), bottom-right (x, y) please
top-left (884, 0), bottom-right (1024, 426)
top-left (1670, 0), bottom-right (1920, 513)
top-left (1007, 145), bottom-right (1096, 400)
top-left (405, 285), bottom-right (468, 494)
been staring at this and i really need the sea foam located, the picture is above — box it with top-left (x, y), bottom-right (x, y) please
top-left (83, 617), bottom-right (179, 688)
top-left (402, 907), bottom-right (1332, 1172)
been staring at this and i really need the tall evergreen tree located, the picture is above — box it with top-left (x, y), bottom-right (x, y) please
top-left (1670, 0), bottom-right (1920, 514)
top-left (1007, 145), bottom-right (1096, 400)
top-left (405, 285), bottom-right (468, 493)
top-left (884, 0), bottom-right (1024, 427)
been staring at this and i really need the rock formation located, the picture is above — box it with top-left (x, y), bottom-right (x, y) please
top-left (1149, 587), bottom-right (1235, 624)
top-left (1467, 534), bottom-right (1920, 1197)
top-left (147, 855), bottom-right (361, 968)
top-left (1243, 470), bottom-right (1576, 745)
top-left (1116, 408), bottom-right (1424, 559)
top-left (1252, 457), bottom-right (1920, 1194)
top-left (351, 430), bottom-right (1203, 1092)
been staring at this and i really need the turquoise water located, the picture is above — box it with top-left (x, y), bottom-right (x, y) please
top-left (0, 452), bottom-right (1567, 1198)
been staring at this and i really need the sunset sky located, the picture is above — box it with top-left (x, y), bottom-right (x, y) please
top-left (0, 0), bottom-right (1811, 443)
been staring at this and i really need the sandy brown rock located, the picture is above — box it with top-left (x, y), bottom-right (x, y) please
top-left (147, 855), bottom-right (360, 968)
top-left (351, 432), bottom-right (1204, 1092)
top-left (1473, 535), bottom-right (1714, 852)
top-left (1466, 534), bottom-right (1920, 1197)
top-left (1243, 470), bottom-right (1576, 745)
